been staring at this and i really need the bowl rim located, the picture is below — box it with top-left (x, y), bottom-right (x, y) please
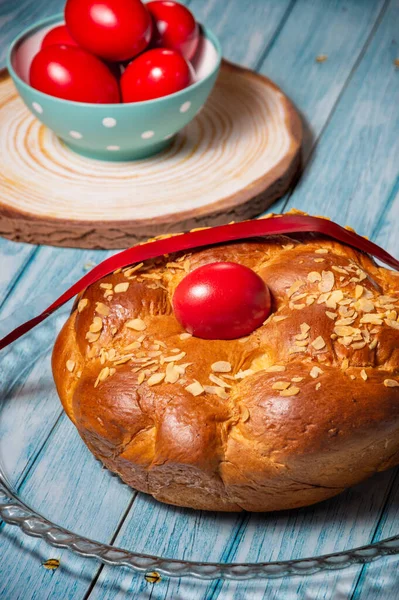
top-left (6, 12), bottom-right (222, 109)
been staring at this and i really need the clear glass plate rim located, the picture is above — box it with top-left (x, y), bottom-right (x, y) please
top-left (0, 306), bottom-right (398, 580)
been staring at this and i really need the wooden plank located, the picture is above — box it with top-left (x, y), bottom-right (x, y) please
top-left (0, 415), bottom-right (134, 600)
top-left (282, 0), bottom-right (399, 237)
top-left (189, 0), bottom-right (293, 68)
top-left (0, 0), bottom-right (65, 67)
top-left (0, 240), bottom-right (36, 307)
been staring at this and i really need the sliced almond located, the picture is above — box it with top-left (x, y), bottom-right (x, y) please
top-left (95, 302), bottom-right (110, 316)
top-left (147, 373), bottom-right (165, 386)
top-left (273, 315), bottom-right (288, 322)
top-left (385, 319), bottom-right (399, 330)
top-left (360, 369), bottom-right (368, 381)
top-left (179, 332), bottom-right (192, 340)
top-left (89, 317), bottom-right (103, 333)
top-left (280, 386), bottom-right (300, 397)
top-left (291, 376), bottom-right (304, 383)
top-left (335, 317), bottom-right (356, 326)
top-left (209, 374), bottom-right (232, 388)
top-left (310, 366), bottom-right (323, 379)
top-left (360, 314), bottom-right (383, 325)
top-left (137, 372), bottom-right (145, 385)
top-left (126, 318), bottom-right (146, 331)
top-left (384, 379), bottom-right (399, 388)
top-left (272, 381), bottom-right (291, 390)
top-left (86, 331), bottom-right (100, 343)
top-left (287, 280), bottom-right (305, 298)
top-left (164, 351), bottom-right (186, 363)
top-left (341, 358), bottom-right (349, 370)
top-left (114, 282), bottom-right (130, 293)
top-left (185, 380), bottom-right (204, 396)
top-left (326, 311), bottom-right (338, 320)
top-left (307, 271), bottom-right (322, 283)
top-left (300, 323), bottom-right (311, 334)
top-left (318, 271), bottom-right (335, 293)
top-left (265, 365), bottom-right (286, 373)
top-left (315, 382), bottom-right (321, 390)
top-left (100, 283), bottom-right (112, 290)
top-left (165, 362), bottom-right (180, 384)
top-left (234, 368), bottom-right (255, 379)
top-left (352, 341), bottom-right (367, 350)
top-left (334, 325), bottom-right (357, 337)
top-left (78, 298), bottom-right (89, 313)
top-left (355, 285), bottom-right (364, 299)
top-left (66, 360), bottom-right (75, 373)
top-left (315, 248), bottom-right (329, 254)
top-left (211, 361), bottom-right (232, 373)
top-left (311, 336), bottom-right (326, 350)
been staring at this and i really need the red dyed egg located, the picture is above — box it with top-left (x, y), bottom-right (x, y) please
top-left (173, 262), bottom-right (272, 340)
top-left (121, 48), bottom-right (192, 102)
top-left (29, 46), bottom-right (120, 103)
top-left (147, 0), bottom-right (199, 60)
top-left (65, 0), bottom-right (152, 62)
top-left (41, 25), bottom-right (78, 49)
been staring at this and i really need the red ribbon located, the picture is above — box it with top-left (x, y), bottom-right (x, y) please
top-left (1, 214), bottom-right (398, 351)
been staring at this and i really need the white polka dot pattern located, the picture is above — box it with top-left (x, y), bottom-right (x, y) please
top-left (0, 64), bottom-right (300, 232)
top-left (141, 130), bottom-right (154, 139)
top-left (102, 117), bottom-right (117, 128)
top-left (69, 131), bottom-right (83, 139)
top-left (32, 102), bottom-right (43, 114)
top-left (179, 101), bottom-right (191, 113)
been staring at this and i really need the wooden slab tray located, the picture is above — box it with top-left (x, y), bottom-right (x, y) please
top-left (0, 61), bottom-right (302, 249)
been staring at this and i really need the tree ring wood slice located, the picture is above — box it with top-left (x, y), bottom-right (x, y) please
top-left (0, 61), bottom-right (302, 249)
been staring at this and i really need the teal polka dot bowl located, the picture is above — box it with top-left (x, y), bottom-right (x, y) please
top-left (7, 13), bottom-right (222, 161)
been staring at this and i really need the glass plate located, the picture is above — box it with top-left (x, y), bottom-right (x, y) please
top-left (0, 305), bottom-right (398, 580)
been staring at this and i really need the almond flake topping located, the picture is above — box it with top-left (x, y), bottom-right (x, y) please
top-left (165, 363), bottom-right (180, 384)
top-left (235, 369), bottom-right (255, 379)
top-left (315, 248), bottom-right (329, 254)
top-left (95, 302), bottom-right (110, 316)
top-left (312, 336), bottom-right (326, 350)
top-left (185, 380), bottom-right (204, 396)
top-left (78, 298), bottom-right (89, 312)
top-left (335, 317), bottom-right (356, 326)
top-left (272, 381), bottom-right (291, 390)
top-left (334, 325), bottom-right (358, 337)
top-left (385, 319), bottom-right (399, 330)
top-left (360, 314), bottom-right (383, 325)
top-left (273, 315), bottom-right (288, 322)
top-left (326, 311), bottom-right (338, 320)
top-left (300, 323), bottom-right (311, 334)
top-left (355, 298), bottom-right (375, 313)
top-left (179, 332), bottom-right (192, 340)
top-left (86, 331), bottom-right (100, 343)
top-left (340, 360), bottom-right (349, 373)
top-left (291, 377), bottom-right (304, 383)
top-left (280, 386), bottom-right (300, 397)
top-left (124, 263), bottom-right (143, 277)
top-left (89, 316), bottom-right (103, 333)
top-left (384, 379), bottom-right (399, 388)
top-left (147, 373), bottom-right (165, 386)
top-left (126, 318), bottom-right (146, 331)
top-left (209, 374), bottom-right (232, 388)
top-left (308, 271), bottom-right (322, 283)
top-left (265, 365), bottom-right (286, 373)
top-left (164, 351), bottom-right (186, 362)
top-left (114, 282), bottom-right (129, 293)
top-left (318, 271), bottom-right (335, 293)
top-left (100, 283), bottom-right (112, 290)
top-left (66, 360), bottom-right (75, 373)
top-left (137, 372), bottom-right (145, 385)
top-left (288, 280), bottom-right (305, 298)
top-left (315, 382), bottom-right (321, 390)
top-left (355, 285), bottom-right (364, 299)
top-left (360, 369), bottom-right (368, 381)
top-left (211, 361), bottom-right (232, 373)
top-left (310, 366), bottom-right (323, 378)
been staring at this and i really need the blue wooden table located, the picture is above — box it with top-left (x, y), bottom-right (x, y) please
top-left (0, 0), bottom-right (399, 598)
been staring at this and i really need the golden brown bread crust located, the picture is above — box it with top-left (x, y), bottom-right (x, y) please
top-left (52, 232), bottom-right (399, 511)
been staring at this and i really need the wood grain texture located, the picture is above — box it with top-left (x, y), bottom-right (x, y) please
top-left (0, 0), bottom-right (398, 598)
top-left (0, 61), bottom-right (301, 249)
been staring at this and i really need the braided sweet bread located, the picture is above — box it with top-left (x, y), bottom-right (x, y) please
top-left (53, 229), bottom-right (399, 511)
